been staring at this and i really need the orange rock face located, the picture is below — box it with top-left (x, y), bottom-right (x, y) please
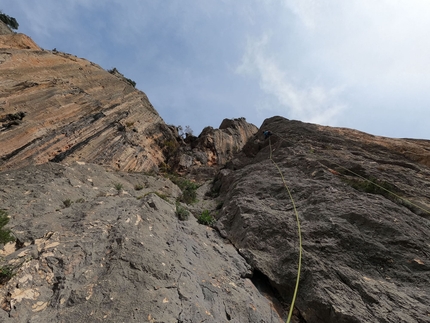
top-left (0, 33), bottom-right (175, 172)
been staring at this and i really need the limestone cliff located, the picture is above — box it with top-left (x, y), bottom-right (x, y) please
top-left (1, 116), bottom-right (429, 322)
top-left (0, 27), bottom-right (175, 173)
top-left (0, 26), bottom-right (257, 176)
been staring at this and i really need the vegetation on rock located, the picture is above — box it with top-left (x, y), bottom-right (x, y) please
top-left (0, 265), bottom-right (14, 284)
top-left (134, 183), bottom-right (144, 191)
top-left (0, 11), bottom-right (19, 30)
top-left (107, 67), bottom-right (136, 87)
top-left (198, 210), bottom-right (215, 226)
top-left (164, 174), bottom-right (198, 204)
top-left (342, 175), bottom-right (397, 197)
top-left (0, 210), bottom-right (14, 245)
top-left (177, 125), bottom-right (193, 138)
top-left (63, 199), bottom-right (72, 208)
top-left (114, 183), bottom-right (123, 192)
top-left (176, 202), bottom-right (189, 221)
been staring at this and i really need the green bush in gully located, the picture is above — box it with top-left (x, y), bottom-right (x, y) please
top-left (0, 210), bottom-right (16, 284)
top-left (0, 265), bottom-right (13, 284)
top-left (0, 210), bottom-right (15, 245)
top-left (198, 210), bottom-right (215, 226)
top-left (176, 203), bottom-right (189, 221)
top-left (342, 176), bottom-right (397, 198)
top-left (166, 175), bottom-right (198, 205)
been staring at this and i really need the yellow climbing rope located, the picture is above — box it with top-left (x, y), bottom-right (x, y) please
top-left (266, 130), bottom-right (429, 322)
top-left (269, 137), bottom-right (302, 323)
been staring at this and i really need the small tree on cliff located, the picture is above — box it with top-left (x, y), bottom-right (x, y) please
top-left (0, 11), bottom-right (19, 30)
top-left (184, 125), bottom-right (193, 137)
top-left (177, 125), bottom-right (193, 138)
top-left (0, 210), bottom-right (15, 245)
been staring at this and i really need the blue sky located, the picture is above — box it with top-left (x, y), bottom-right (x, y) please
top-left (3, 0), bottom-right (430, 139)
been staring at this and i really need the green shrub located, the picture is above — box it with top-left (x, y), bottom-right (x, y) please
top-left (114, 183), bottom-right (123, 191)
top-left (167, 175), bottom-right (198, 204)
top-left (178, 179), bottom-right (198, 204)
top-left (198, 210), bottom-right (215, 226)
top-left (63, 199), bottom-right (72, 208)
top-left (176, 203), bottom-right (189, 221)
top-left (134, 184), bottom-right (144, 191)
top-left (125, 77), bottom-right (136, 87)
top-left (0, 266), bottom-right (14, 284)
top-left (139, 191), bottom-right (169, 202)
top-left (343, 176), bottom-right (396, 197)
top-left (107, 67), bottom-right (136, 87)
top-left (181, 188), bottom-right (197, 205)
top-left (0, 11), bottom-right (19, 30)
top-left (154, 192), bottom-right (169, 201)
top-left (163, 140), bottom-right (179, 159)
top-left (159, 162), bottom-right (171, 173)
top-left (0, 210), bottom-right (15, 245)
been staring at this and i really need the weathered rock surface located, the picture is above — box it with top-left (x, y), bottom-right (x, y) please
top-left (0, 162), bottom-right (283, 322)
top-left (0, 21), bottom-right (13, 36)
top-left (196, 118), bottom-right (258, 167)
top-left (215, 116), bottom-right (430, 322)
top-left (172, 118), bottom-right (258, 181)
top-left (0, 32), bottom-right (175, 173)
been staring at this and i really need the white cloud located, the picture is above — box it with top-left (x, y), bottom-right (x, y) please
top-left (282, 0), bottom-right (430, 89)
top-left (236, 35), bottom-right (346, 125)
top-left (281, 0), bottom-right (325, 30)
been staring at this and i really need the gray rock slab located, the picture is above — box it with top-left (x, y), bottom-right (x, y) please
top-left (0, 163), bottom-right (283, 322)
top-left (215, 116), bottom-right (430, 323)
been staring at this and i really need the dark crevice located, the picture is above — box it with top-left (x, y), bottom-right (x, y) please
top-left (250, 269), bottom-right (286, 320)
top-left (0, 111), bottom-right (26, 123)
top-left (249, 269), bottom-right (308, 323)
top-left (224, 301), bottom-right (232, 321)
top-left (91, 112), bottom-right (105, 123)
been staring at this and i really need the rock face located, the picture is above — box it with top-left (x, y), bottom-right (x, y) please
top-left (0, 31), bottom-right (175, 173)
top-left (0, 162), bottom-right (282, 323)
top-left (0, 21), bottom-right (13, 35)
top-left (172, 118), bottom-right (258, 180)
top-left (215, 116), bottom-right (430, 322)
top-left (197, 118), bottom-right (258, 166)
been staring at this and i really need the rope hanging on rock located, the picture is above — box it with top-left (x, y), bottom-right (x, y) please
top-left (268, 136), bottom-right (302, 323)
top-left (270, 131), bottom-right (430, 216)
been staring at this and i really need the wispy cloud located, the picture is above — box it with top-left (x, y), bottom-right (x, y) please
top-left (236, 35), bottom-right (346, 125)
top-left (282, 0), bottom-right (430, 89)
